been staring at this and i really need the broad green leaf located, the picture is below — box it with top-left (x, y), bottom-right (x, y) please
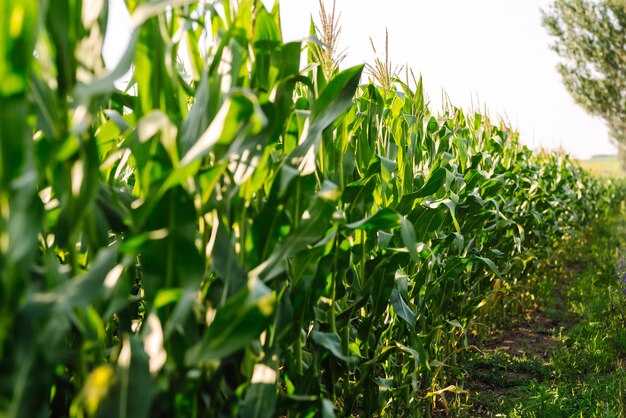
top-left (475, 255), bottom-right (502, 278)
top-left (289, 65), bottom-right (363, 174)
top-left (390, 288), bottom-right (415, 330)
top-left (400, 216), bottom-right (420, 262)
top-left (210, 215), bottom-right (248, 297)
top-left (185, 279), bottom-right (275, 364)
top-left (162, 288), bottom-right (196, 339)
top-left (312, 331), bottom-right (351, 363)
top-left (180, 91), bottom-right (266, 166)
top-left (249, 191), bottom-right (335, 282)
top-left (321, 398), bottom-right (336, 418)
top-left (22, 246), bottom-right (117, 317)
top-left (116, 335), bottom-right (153, 418)
top-left (346, 209), bottom-right (400, 230)
top-left (180, 69), bottom-right (211, 153)
top-left (253, 5), bottom-right (281, 43)
top-left (414, 166), bottom-right (447, 199)
top-left (240, 363), bottom-right (278, 418)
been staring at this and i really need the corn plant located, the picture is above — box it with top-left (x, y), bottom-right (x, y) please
top-left (0, 0), bottom-right (623, 417)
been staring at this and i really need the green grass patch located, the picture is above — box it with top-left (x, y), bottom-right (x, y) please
top-left (457, 213), bottom-right (626, 417)
top-left (579, 154), bottom-right (626, 178)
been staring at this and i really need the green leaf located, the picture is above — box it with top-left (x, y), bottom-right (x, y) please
top-left (475, 255), bottom-right (502, 278)
top-left (240, 364), bottom-right (278, 418)
top-left (180, 69), bottom-right (211, 152)
top-left (253, 5), bottom-right (281, 44)
top-left (185, 279), bottom-right (275, 364)
top-left (116, 335), bottom-right (153, 418)
top-left (73, 0), bottom-right (197, 106)
top-left (180, 91), bottom-right (266, 166)
top-left (211, 215), bottom-right (248, 297)
top-left (447, 319), bottom-right (463, 329)
top-left (312, 331), bottom-right (351, 363)
top-left (321, 398), bottom-right (336, 418)
top-left (289, 65), bottom-right (363, 174)
top-left (162, 288), bottom-right (196, 339)
top-left (22, 246), bottom-right (117, 317)
top-left (390, 289), bottom-right (415, 330)
top-left (400, 216), bottom-right (420, 262)
top-left (249, 191), bottom-right (335, 282)
top-left (414, 166), bottom-right (447, 198)
top-left (346, 208), bottom-right (400, 230)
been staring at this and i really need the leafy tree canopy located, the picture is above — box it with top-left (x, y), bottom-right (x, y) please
top-left (543, 0), bottom-right (626, 145)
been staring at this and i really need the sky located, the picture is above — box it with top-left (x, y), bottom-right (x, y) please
top-left (277, 0), bottom-right (616, 159)
top-left (104, 0), bottom-right (617, 159)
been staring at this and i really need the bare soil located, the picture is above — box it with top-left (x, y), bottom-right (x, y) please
top-left (484, 310), bottom-right (563, 359)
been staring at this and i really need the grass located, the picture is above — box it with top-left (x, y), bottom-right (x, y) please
top-left (579, 154), bottom-right (626, 178)
top-left (453, 210), bottom-right (626, 417)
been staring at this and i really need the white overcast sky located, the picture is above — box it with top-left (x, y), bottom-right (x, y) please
top-left (105, 0), bottom-right (616, 159)
top-left (277, 0), bottom-right (617, 159)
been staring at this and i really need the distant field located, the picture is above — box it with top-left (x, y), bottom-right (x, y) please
top-left (578, 154), bottom-right (625, 178)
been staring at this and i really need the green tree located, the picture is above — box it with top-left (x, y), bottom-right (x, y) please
top-left (543, 0), bottom-right (626, 146)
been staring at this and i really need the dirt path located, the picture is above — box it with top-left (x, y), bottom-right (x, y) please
top-left (486, 311), bottom-right (563, 359)
top-left (461, 260), bottom-right (583, 416)
top-left (450, 218), bottom-right (626, 417)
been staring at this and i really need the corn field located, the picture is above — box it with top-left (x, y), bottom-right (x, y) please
top-left (0, 0), bottom-right (623, 417)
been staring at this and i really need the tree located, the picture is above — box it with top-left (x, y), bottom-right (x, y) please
top-left (542, 0), bottom-right (626, 148)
